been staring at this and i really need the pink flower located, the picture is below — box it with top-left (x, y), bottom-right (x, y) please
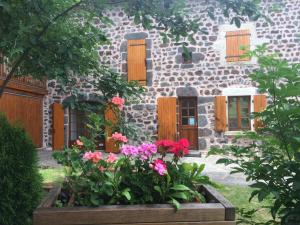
top-left (111, 97), bottom-right (125, 110)
top-left (120, 145), bottom-right (139, 157)
top-left (91, 151), bottom-right (102, 163)
top-left (138, 143), bottom-right (157, 160)
top-left (82, 151), bottom-right (102, 163)
top-left (83, 151), bottom-right (94, 161)
top-left (112, 132), bottom-right (128, 143)
top-left (150, 159), bottom-right (167, 176)
top-left (76, 139), bottom-right (84, 146)
top-left (106, 153), bottom-right (117, 163)
top-left (99, 166), bottom-right (106, 172)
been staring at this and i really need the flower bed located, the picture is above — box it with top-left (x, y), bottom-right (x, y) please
top-left (34, 185), bottom-right (236, 225)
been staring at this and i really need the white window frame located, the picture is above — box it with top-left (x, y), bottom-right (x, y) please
top-left (223, 87), bottom-right (257, 135)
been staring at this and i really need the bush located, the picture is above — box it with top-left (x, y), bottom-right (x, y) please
top-left (0, 114), bottom-right (42, 225)
top-left (209, 45), bottom-right (300, 225)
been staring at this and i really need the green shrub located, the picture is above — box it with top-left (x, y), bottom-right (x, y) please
top-left (0, 114), bottom-right (42, 225)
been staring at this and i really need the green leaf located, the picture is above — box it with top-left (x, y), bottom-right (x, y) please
top-left (170, 192), bottom-right (188, 200)
top-left (168, 198), bottom-right (181, 211)
top-left (121, 188), bottom-right (131, 201)
top-left (171, 184), bottom-right (191, 191)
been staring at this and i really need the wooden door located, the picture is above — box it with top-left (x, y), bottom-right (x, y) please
top-left (0, 91), bottom-right (43, 147)
top-left (52, 103), bottom-right (64, 150)
top-left (157, 97), bottom-right (177, 141)
top-left (178, 97), bottom-right (198, 150)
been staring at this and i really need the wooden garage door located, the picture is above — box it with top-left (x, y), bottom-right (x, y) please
top-left (0, 91), bottom-right (43, 147)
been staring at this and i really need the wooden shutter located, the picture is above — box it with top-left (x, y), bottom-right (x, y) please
top-left (0, 53), bottom-right (4, 77)
top-left (226, 30), bottom-right (250, 62)
top-left (52, 102), bottom-right (65, 150)
top-left (253, 95), bottom-right (267, 130)
top-left (215, 96), bottom-right (227, 132)
top-left (157, 97), bottom-right (177, 141)
top-left (127, 39), bottom-right (147, 86)
top-left (105, 105), bottom-right (119, 153)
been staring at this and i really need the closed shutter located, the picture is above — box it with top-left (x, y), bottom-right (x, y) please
top-left (226, 30), bottom-right (251, 62)
top-left (215, 96), bottom-right (227, 132)
top-left (253, 95), bottom-right (267, 130)
top-left (105, 105), bottom-right (119, 153)
top-left (52, 102), bottom-right (65, 150)
top-left (127, 39), bottom-right (147, 86)
top-left (0, 54), bottom-right (4, 77)
top-left (157, 97), bottom-right (177, 141)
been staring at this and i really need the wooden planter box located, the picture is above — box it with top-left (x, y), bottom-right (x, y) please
top-left (34, 185), bottom-right (236, 225)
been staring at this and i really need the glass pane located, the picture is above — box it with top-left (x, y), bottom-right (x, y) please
top-left (182, 101), bottom-right (188, 107)
top-left (182, 109), bottom-right (188, 116)
top-left (228, 97), bottom-right (237, 118)
top-left (241, 96), bottom-right (250, 108)
top-left (182, 117), bottom-right (189, 125)
top-left (229, 118), bottom-right (238, 130)
top-left (188, 117), bottom-right (196, 125)
top-left (189, 109), bottom-right (195, 116)
top-left (241, 107), bottom-right (249, 117)
top-left (241, 118), bottom-right (250, 129)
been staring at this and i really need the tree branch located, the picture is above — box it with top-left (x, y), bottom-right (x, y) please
top-left (0, 0), bottom-right (85, 97)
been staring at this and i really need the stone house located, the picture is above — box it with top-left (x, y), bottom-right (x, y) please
top-left (1, 0), bottom-right (299, 154)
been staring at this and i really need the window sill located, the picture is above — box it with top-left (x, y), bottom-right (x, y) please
top-left (224, 131), bottom-right (250, 136)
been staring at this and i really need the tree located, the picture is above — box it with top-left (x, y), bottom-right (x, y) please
top-left (209, 45), bottom-right (300, 225)
top-left (0, 0), bottom-right (262, 96)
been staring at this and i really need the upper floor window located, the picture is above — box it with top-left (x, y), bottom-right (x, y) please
top-left (226, 30), bottom-right (251, 62)
top-left (127, 39), bottom-right (147, 86)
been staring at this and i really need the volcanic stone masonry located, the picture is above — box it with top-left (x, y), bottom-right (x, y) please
top-left (44, 0), bottom-right (300, 153)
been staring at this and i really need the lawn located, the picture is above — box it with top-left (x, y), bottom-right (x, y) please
top-left (39, 168), bottom-right (273, 223)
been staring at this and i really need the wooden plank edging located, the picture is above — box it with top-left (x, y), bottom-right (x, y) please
top-left (201, 185), bottom-right (235, 221)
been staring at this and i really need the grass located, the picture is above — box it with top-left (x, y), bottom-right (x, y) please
top-left (216, 184), bottom-right (274, 224)
top-left (39, 167), bottom-right (64, 184)
top-left (39, 168), bottom-right (273, 223)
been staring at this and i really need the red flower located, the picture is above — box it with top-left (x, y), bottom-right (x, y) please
top-left (170, 139), bottom-right (190, 157)
top-left (156, 140), bottom-right (175, 148)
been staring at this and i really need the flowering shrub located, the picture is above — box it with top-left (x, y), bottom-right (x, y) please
top-left (53, 138), bottom-right (212, 209)
top-left (111, 96), bottom-right (125, 110)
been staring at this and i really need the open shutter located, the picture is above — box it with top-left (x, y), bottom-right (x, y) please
top-left (105, 105), bottom-right (119, 153)
top-left (157, 97), bottom-right (177, 141)
top-left (226, 30), bottom-right (250, 62)
top-left (52, 102), bottom-right (65, 150)
top-left (127, 39), bottom-right (147, 86)
top-left (253, 95), bottom-right (267, 130)
top-left (215, 96), bottom-right (227, 132)
top-left (0, 54), bottom-right (4, 77)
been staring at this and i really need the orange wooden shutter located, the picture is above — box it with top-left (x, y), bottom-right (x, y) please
top-left (253, 95), bottom-right (267, 130)
top-left (215, 96), bottom-right (227, 132)
top-left (0, 53), bottom-right (4, 77)
top-left (157, 97), bottom-right (177, 141)
top-left (105, 105), bottom-right (119, 153)
top-left (226, 30), bottom-right (250, 62)
top-left (127, 39), bottom-right (147, 86)
top-left (52, 102), bottom-right (65, 150)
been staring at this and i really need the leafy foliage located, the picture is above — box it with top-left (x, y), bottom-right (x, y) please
top-left (53, 138), bottom-right (212, 209)
top-left (209, 45), bottom-right (300, 225)
top-left (0, 0), bottom-right (262, 95)
top-left (0, 114), bottom-right (43, 225)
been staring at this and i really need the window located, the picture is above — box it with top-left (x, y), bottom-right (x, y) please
top-left (179, 97), bottom-right (197, 126)
top-left (226, 30), bottom-right (251, 62)
top-left (228, 96), bottom-right (251, 131)
top-left (182, 51), bottom-right (192, 64)
top-left (127, 39), bottom-right (147, 86)
top-left (69, 103), bottom-right (105, 149)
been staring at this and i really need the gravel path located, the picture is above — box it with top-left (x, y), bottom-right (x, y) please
top-left (38, 150), bottom-right (249, 185)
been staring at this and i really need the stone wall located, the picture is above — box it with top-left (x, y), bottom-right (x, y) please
top-left (43, 0), bottom-right (300, 152)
